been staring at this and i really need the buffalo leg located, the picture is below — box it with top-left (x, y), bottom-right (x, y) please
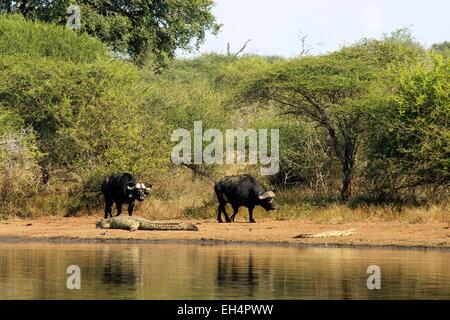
top-left (128, 203), bottom-right (134, 216)
top-left (217, 203), bottom-right (230, 223)
top-left (104, 199), bottom-right (113, 219)
top-left (217, 204), bottom-right (223, 223)
top-left (223, 205), bottom-right (232, 223)
top-left (249, 206), bottom-right (256, 223)
top-left (230, 207), bottom-right (239, 222)
top-left (115, 202), bottom-right (123, 216)
top-left (217, 203), bottom-right (231, 223)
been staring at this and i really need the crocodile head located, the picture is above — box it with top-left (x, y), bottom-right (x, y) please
top-left (96, 219), bottom-right (111, 229)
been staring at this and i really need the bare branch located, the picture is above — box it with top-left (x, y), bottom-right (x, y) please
top-left (227, 39), bottom-right (252, 58)
top-left (234, 39), bottom-right (251, 57)
top-left (298, 32), bottom-right (311, 56)
top-left (298, 32), bottom-right (324, 56)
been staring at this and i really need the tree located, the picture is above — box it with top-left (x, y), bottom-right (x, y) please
top-left (237, 32), bottom-right (424, 200)
top-left (431, 41), bottom-right (450, 57)
top-left (1, 0), bottom-right (220, 66)
top-left (431, 41), bottom-right (450, 52)
top-left (0, 15), bottom-right (168, 201)
top-left (241, 55), bottom-right (371, 200)
top-left (367, 53), bottom-right (450, 196)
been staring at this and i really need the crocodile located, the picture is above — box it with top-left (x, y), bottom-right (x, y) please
top-left (96, 216), bottom-right (198, 232)
top-left (293, 229), bottom-right (356, 238)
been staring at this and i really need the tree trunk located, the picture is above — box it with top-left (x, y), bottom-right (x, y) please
top-left (341, 168), bottom-right (352, 201)
top-left (340, 147), bottom-right (354, 201)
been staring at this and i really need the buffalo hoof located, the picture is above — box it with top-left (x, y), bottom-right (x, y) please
top-left (250, 219), bottom-right (256, 223)
top-left (217, 219), bottom-right (223, 223)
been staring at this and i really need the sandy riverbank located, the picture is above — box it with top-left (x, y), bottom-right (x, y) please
top-left (0, 216), bottom-right (449, 250)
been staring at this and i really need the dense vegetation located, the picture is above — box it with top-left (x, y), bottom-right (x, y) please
top-left (1, 0), bottom-right (220, 67)
top-left (0, 14), bottom-right (448, 220)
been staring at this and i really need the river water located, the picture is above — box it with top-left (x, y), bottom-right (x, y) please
top-left (0, 242), bottom-right (448, 299)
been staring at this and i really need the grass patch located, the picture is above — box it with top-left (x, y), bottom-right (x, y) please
top-left (1, 173), bottom-right (448, 225)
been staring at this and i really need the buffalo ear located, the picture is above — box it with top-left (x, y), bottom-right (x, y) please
top-left (143, 183), bottom-right (152, 195)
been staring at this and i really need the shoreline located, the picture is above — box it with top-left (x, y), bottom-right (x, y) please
top-left (0, 216), bottom-right (448, 251)
top-left (0, 235), bottom-right (449, 252)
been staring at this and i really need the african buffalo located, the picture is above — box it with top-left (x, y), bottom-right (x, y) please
top-left (101, 173), bottom-right (152, 219)
top-left (214, 175), bottom-right (276, 223)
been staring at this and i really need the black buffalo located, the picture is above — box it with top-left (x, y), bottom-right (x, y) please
top-left (101, 173), bottom-right (152, 219)
top-left (214, 175), bottom-right (276, 223)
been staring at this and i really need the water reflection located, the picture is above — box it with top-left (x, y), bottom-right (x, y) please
top-left (0, 243), bottom-right (448, 299)
top-left (216, 252), bottom-right (258, 297)
top-left (101, 246), bottom-right (140, 287)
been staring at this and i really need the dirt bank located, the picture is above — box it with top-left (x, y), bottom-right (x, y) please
top-left (0, 216), bottom-right (449, 250)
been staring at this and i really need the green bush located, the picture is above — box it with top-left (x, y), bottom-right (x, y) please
top-left (0, 15), bottom-right (448, 218)
top-left (365, 53), bottom-right (450, 201)
top-left (0, 15), bottom-right (171, 215)
top-left (0, 14), bottom-right (107, 62)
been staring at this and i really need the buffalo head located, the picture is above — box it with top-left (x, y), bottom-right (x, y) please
top-left (127, 182), bottom-right (152, 201)
top-left (258, 190), bottom-right (276, 211)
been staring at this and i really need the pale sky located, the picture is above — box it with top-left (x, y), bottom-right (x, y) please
top-left (178, 0), bottom-right (450, 57)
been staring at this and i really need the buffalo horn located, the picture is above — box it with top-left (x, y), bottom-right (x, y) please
top-left (258, 191), bottom-right (275, 200)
